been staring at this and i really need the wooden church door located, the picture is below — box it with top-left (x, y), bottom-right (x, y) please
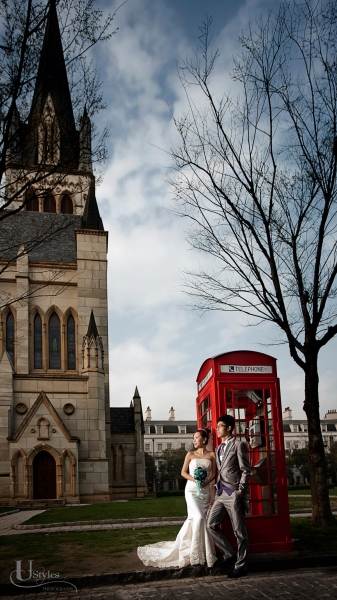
top-left (33, 451), bottom-right (56, 499)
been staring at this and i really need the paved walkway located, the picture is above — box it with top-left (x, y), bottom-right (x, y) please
top-left (2, 566), bottom-right (337, 599)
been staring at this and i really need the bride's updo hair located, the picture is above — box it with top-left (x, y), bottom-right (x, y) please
top-left (194, 428), bottom-right (210, 444)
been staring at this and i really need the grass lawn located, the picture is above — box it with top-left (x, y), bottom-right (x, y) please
top-left (25, 490), bottom-right (337, 525)
top-left (25, 497), bottom-right (187, 525)
top-left (290, 518), bottom-right (337, 555)
top-left (288, 488), bottom-right (337, 496)
top-left (1, 518), bottom-right (336, 583)
top-left (0, 526), bottom-right (181, 583)
top-left (0, 507), bottom-right (17, 515)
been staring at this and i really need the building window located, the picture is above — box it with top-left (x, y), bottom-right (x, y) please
top-left (155, 425), bottom-right (163, 434)
top-left (26, 194), bottom-right (39, 212)
top-left (302, 424), bottom-right (308, 432)
top-left (321, 424), bottom-right (327, 432)
top-left (167, 443), bottom-right (172, 450)
top-left (34, 313), bottom-right (43, 369)
top-left (286, 441), bottom-right (290, 449)
top-left (179, 425), bottom-right (186, 434)
top-left (49, 312), bottom-right (61, 369)
top-left (61, 195), bottom-right (73, 214)
top-left (43, 195), bottom-right (56, 213)
top-left (145, 444), bottom-right (151, 452)
top-left (292, 425), bottom-right (299, 433)
top-left (181, 443), bottom-right (186, 450)
top-left (6, 312), bottom-right (14, 365)
top-left (145, 425), bottom-right (150, 434)
top-left (67, 315), bottom-right (76, 370)
top-left (157, 444), bottom-right (163, 452)
top-left (294, 442), bottom-right (299, 449)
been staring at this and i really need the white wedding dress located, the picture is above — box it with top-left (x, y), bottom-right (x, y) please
top-left (137, 458), bottom-right (217, 568)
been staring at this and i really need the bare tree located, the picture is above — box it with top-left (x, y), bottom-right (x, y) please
top-left (170, 1), bottom-right (337, 526)
top-left (0, 0), bottom-right (117, 309)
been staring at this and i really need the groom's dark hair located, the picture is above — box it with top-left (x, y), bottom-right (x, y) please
top-left (217, 413), bottom-right (235, 434)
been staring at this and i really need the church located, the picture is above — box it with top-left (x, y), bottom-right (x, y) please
top-left (0, 1), bottom-right (146, 505)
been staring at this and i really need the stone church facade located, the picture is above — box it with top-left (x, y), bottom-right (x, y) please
top-left (0, 1), bottom-right (146, 505)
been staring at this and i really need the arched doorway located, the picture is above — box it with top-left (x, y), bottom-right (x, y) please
top-left (33, 451), bottom-right (56, 499)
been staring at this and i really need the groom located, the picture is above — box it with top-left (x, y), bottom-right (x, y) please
top-left (207, 413), bottom-right (250, 578)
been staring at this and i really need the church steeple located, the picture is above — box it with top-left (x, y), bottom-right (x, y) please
top-left (82, 183), bottom-right (104, 230)
top-left (26, 0), bottom-right (78, 168)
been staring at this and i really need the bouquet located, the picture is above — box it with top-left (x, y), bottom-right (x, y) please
top-left (194, 466), bottom-right (207, 498)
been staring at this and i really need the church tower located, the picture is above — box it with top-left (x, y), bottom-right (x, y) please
top-left (0, 0), bottom-right (113, 504)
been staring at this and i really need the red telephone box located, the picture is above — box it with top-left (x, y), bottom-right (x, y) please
top-left (196, 350), bottom-right (294, 553)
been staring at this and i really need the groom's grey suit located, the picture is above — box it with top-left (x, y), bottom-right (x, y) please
top-left (207, 437), bottom-right (250, 571)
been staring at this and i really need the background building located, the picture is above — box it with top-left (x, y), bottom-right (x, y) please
top-left (144, 406), bottom-right (196, 471)
top-left (283, 407), bottom-right (337, 451)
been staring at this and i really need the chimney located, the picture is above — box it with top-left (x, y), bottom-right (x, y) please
top-left (168, 407), bottom-right (175, 421)
top-left (283, 407), bottom-right (292, 420)
top-left (145, 406), bottom-right (152, 421)
top-left (324, 409), bottom-right (337, 419)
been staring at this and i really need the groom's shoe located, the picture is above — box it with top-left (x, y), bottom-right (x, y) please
top-left (227, 568), bottom-right (248, 578)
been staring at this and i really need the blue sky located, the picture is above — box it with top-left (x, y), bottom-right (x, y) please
top-left (93, 0), bottom-right (337, 422)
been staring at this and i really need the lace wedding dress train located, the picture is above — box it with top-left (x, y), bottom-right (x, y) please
top-left (137, 458), bottom-right (217, 568)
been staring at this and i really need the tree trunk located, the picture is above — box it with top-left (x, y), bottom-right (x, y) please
top-left (304, 351), bottom-right (335, 526)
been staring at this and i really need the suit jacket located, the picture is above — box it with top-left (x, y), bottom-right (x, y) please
top-left (215, 437), bottom-right (251, 493)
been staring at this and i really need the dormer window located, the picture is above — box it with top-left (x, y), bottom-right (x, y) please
top-left (179, 425), bottom-right (186, 434)
top-left (155, 425), bottom-right (163, 434)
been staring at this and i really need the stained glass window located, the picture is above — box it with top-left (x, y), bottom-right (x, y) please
top-left (6, 312), bottom-right (14, 365)
top-left (49, 312), bottom-right (61, 369)
top-left (34, 313), bottom-right (42, 369)
top-left (67, 315), bottom-right (76, 370)
top-left (61, 195), bottom-right (73, 214)
top-left (43, 195), bottom-right (56, 213)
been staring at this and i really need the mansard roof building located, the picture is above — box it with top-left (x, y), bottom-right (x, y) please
top-left (0, 0), bottom-right (146, 505)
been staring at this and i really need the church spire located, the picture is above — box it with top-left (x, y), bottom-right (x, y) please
top-left (27, 0), bottom-right (78, 167)
top-left (82, 183), bottom-right (104, 230)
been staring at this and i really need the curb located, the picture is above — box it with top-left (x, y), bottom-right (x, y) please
top-left (1, 554), bottom-right (336, 596)
top-left (13, 516), bottom-right (186, 530)
top-left (0, 510), bottom-right (20, 519)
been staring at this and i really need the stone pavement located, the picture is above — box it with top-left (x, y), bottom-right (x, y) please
top-left (1, 567), bottom-right (337, 599)
top-left (0, 511), bottom-right (45, 535)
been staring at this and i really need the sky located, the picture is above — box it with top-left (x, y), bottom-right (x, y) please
top-left (91, 0), bottom-right (337, 422)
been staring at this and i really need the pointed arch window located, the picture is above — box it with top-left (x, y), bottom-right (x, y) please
top-left (6, 312), bottom-right (14, 365)
top-left (26, 194), bottom-right (39, 212)
top-left (34, 313), bottom-right (43, 369)
top-left (43, 195), bottom-right (56, 213)
top-left (49, 312), bottom-right (61, 369)
top-left (67, 314), bottom-right (76, 370)
top-left (61, 195), bottom-right (73, 214)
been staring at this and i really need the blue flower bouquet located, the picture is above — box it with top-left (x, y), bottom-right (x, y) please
top-left (194, 466), bottom-right (207, 498)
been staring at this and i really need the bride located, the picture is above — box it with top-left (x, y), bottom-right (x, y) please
top-left (137, 428), bottom-right (217, 568)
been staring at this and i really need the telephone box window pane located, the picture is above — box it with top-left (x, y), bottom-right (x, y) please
top-left (67, 315), bottom-right (76, 370)
top-left (49, 312), bottom-right (61, 369)
top-left (6, 312), bottom-right (14, 365)
top-left (34, 313), bottom-right (42, 369)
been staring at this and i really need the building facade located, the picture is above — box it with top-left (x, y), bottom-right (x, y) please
top-left (283, 407), bottom-right (337, 451)
top-left (144, 407), bottom-right (196, 471)
top-left (0, 1), bottom-right (145, 505)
